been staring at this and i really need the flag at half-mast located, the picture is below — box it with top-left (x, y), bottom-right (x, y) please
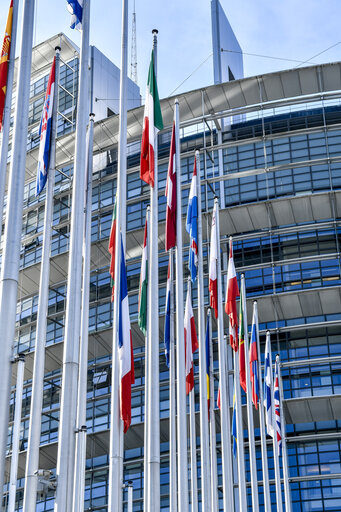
top-left (36, 57), bottom-right (56, 196)
top-left (0, 0), bottom-right (13, 131)
top-left (138, 214), bottom-right (148, 336)
top-left (186, 157), bottom-right (198, 282)
top-left (165, 121), bottom-right (176, 250)
top-left (108, 195), bottom-right (117, 301)
top-left (250, 306), bottom-right (259, 409)
top-left (66, 0), bottom-right (83, 30)
top-left (225, 237), bottom-right (239, 351)
top-left (140, 50), bottom-right (163, 187)
top-left (184, 282), bottom-right (198, 394)
top-left (118, 236), bottom-right (135, 433)
top-left (209, 202), bottom-right (218, 318)
top-left (238, 281), bottom-right (246, 392)
top-left (164, 254), bottom-right (171, 367)
top-left (274, 358), bottom-right (282, 454)
top-left (264, 331), bottom-right (274, 438)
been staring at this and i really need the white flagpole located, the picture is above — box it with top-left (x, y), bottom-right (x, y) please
top-left (276, 354), bottom-right (292, 512)
top-left (267, 333), bottom-right (283, 512)
top-left (0, 0), bottom-right (35, 493)
top-left (143, 206), bottom-right (150, 512)
top-left (254, 301), bottom-right (271, 512)
top-left (0, 0), bottom-right (19, 221)
top-left (108, 0), bottom-right (128, 510)
top-left (214, 198), bottom-right (234, 510)
top-left (208, 310), bottom-right (218, 512)
top-left (174, 97), bottom-right (188, 511)
top-left (233, 349), bottom-right (247, 510)
top-left (72, 112), bottom-right (95, 512)
top-left (169, 248), bottom-right (177, 512)
top-left (55, 1), bottom-right (90, 508)
top-left (8, 355), bottom-right (25, 512)
top-left (241, 274), bottom-right (259, 512)
top-left (23, 47), bottom-right (61, 512)
top-left (196, 150), bottom-right (211, 512)
top-left (147, 29), bottom-right (160, 512)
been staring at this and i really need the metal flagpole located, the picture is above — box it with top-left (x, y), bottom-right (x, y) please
top-left (143, 206), bottom-right (150, 512)
top-left (214, 198), bottom-right (234, 510)
top-left (276, 354), bottom-right (292, 512)
top-left (108, 0), bottom-right (128, 510)
top-left (0, 0), bottom-right (19, 222)
top-left (196, 149), bottom-right (211, 512)
top-left (169, 248), bottom-right (177, 512)
top-left (0, 0), bottom-right (35, 493)
top-left (72, 112), bottom-right (95, 512)
top-left (23, 46), bottom-right (61, 512)
top-left (126, 481), bottom-right (133, 512)
top-left (8, 354), bottom-right (25, 512)
top-left (208, 310), bottom-right (218, 512)
top-left (233, 349), bottom-right (247, 510)
top-left (55, 0), bottom-right (90, 509)
top-left (241, 275), bottom-right (259, 512)
top-left (147, 29), bottom-right (160, 512)
top-left (267, 333), bottom-right (282, 512)
top-left (174, 97), bottom-right (188, 511)
top-left (254, 301), bottom-right (271, 512)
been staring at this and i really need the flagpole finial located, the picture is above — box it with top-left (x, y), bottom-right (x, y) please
top-left (152, 29), bottom-right (158, 34)
top-left (253, 300), bottom-right (257, 305)
top-left (146, 204), bottom-right (150, 211)
top-left (55, 46), bottom-right (61, 53)
top-left (89, 112), bottom-right (95, 119)
top-left (175, 98), bottom-right (179, 105)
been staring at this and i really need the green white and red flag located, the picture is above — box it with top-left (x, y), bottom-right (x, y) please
top-left (140, 49), bottom-right (163, 187)
top-left (138, 214), bottom-right (148, 336)
top-left (108, 196), bottom-right (117, 301)
top-left (0, 0), bottom-right (13, 131)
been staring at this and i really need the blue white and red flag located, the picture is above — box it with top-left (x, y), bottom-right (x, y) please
top-left (66, 0), bottom-right (83, 30)
top-left (250, 305), bottom-right (259, 409)
top-left (164, 254), bottom-right (171, 367)
top-left (274, 358), bottom-right (282, 454)
top-left (264, 332), bottom-right (274, 438)
top-left (186, 157), bottom-right (198, 281)
top-left (36, 58), bottom-right (55, 196)
top-left (118, 236), bottom-right (135, 433)
top-left (165, 121), bottom-right (176, 251)
top-left (184, 282), bottom-right (198, 394)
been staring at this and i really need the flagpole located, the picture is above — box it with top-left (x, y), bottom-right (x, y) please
top-left (254, 301), bottom-right (271, 512)
top-left (241, 274), bottom-right (259, 512)
top-left (143, 206), bottom-right (150, 512)
top-left (214, 198), bottom-right (234, 510)
top-left (0, 0), bottom-right (19, 222)
top-left (233, 349), bottom-right (247, 510)
top-left (0, 0), bottom-right (36, 493)
top-left (268, 333), bottom-right (283, 512)
top-left (108, 0), bottom-right (128, 510)
top-left (7, 355), bottom-right (25, 512)
top-left (169, 248), bottom-right (177, 512)
top-left (276, 354), bottom-right (292, 512)
top-left (208, 310), bottom-right (218, 512)
top-left (174, 97), bottom-right (188, 511)
top-left (23, 47), bottom-right (61, 512)
top-left (196, 150), bottom-right (211, 511)
top-left (72, 112), bottom-right (95, 512)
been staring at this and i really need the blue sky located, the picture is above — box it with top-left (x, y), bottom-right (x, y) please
top-left (2, 0), bottom-right (341, 99)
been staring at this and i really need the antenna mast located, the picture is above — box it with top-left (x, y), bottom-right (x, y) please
top-left (130, 0), bottom-right (138, 84)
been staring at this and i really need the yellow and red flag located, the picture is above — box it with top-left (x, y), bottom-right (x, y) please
top-left (0, 0), bottom-right (13, 131)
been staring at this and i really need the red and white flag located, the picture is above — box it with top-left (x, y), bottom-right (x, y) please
top-left (184, 283), bottom-right (198, 394)
top-left (165, 121), bottom-right (176, 250)
top-left (209, 202), bottom-right (218, 319)
top-left (225, 237), bottom-right (239, 351)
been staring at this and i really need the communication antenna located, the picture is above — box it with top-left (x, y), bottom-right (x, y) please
top-left (130, 0), bottom-right (138, 84)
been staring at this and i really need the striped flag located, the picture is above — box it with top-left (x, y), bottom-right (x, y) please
top-left (209, 202), bottom-right (218, 319)
top-left (66, 0), bottom-right (83, 30)
top-left (164, 254), bottom-right (171, 367)
top-left (232, 381), bottom-right (237, 458)
top-left (0, 0), bottom-right (13, 131)
top-left (165, 121), bottom-right (176, 250)
top-left (250, 306), bottom-right (259, 409)
top-left (108, 196), bottom-right (117, 301)
top-left (238, 283), bottom-right (246, 392)
top-left (118, 236), bottom-right (135, 433)
top-left (138, 215), bottom-right (148, 336)
top-left (264, 332), bottom-right (274, 438)
top-left (140, 50), bottom-right (163, 187)
top-left (274, 358), bottom-right (282, 454)
top-left (205, 311), bottom-right (210, 419)
top-left (184, 282), bottom-right (198, 394)
top-left (36, 58), bottom-right (56, 196)
top-left (225, 237), bottom-right (239, 351)
top-left (186, 158), bottom-right (198, 282)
